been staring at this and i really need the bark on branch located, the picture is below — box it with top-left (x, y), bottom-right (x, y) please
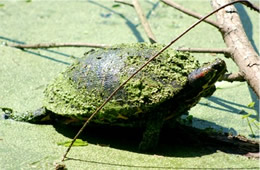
top-left (221, 72), bottom-right (245, 82)
top-left (132, 0), bottom-right (157, 43)
top-left (7, 42), bottom-right (109, 49)
top-left (177, 47), bottom-right (231, 58)
top-left (211, 0), bottom-right (260, 98)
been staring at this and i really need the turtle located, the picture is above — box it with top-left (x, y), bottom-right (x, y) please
top-left (4, 43), bottom-right (227, 151)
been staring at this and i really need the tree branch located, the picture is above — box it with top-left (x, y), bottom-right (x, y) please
top-left (220, 72), bottom-right (245, 82)
top-left (160, 0), bottom-right (220, 29)
top-left (7, 42), bottom-right (109, 49)
top-left (132, 0), bottom-right (157, 43)
top-left (114, 0), bottom-right (157, 43)
top-left (240, 1), bottom-right (260, 12)
top-left (177, 47), bottom-right (231, 58)
top-left (211, 0), bottom-right (260, 98)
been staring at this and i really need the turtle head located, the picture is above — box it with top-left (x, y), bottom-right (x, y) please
top-left (188, 58), bottom-right (226, 97)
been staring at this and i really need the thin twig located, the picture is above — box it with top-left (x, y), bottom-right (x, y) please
top-left (7, 42), bottom-right (109, 49)
top-left (160, 0), bottom-right (220, 29)
top-left (117, 0), bottom-right (157, 43)
top-left (61, 0), bottom-right (251, 162)
top-left (177, 47), bottom-right (231, 58)
top-left (240, 1), bottom-right (260, 12)
top-left (220, 72), bottom-right (245, 82)
top-left (114, 0), bottom-right (133, 7)
top-left (132, 0), bottom-right (157, 43)
top-left (6, 41), bottom-right (232, 58)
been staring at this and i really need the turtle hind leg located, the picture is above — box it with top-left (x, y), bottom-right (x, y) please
top-left (138, 112), bottom-right (164, 152)
top-left (3, 107), bottom-right (53, 124)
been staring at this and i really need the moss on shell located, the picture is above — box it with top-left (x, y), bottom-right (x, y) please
top-left (118, 43), bottom-right (199, 107)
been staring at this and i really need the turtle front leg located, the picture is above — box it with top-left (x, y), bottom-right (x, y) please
top-left (3, 107), bottom-right (53, 123)
top-left (139, 112), bottom-right (164, 152)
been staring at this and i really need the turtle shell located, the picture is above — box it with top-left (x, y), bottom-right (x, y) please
top-left (43, 43), bottom-right (200, 126)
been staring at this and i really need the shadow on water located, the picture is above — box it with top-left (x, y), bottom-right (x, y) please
top-left (22, 49), bottom-right (71, 65)
top-left (235, 4), bottom-right (259, 54)
top-left (234, 4), bottom-right (259, 118)
top-left (199, 96), bottom-right (258, 120)
top-left (52, 117), bottom-right (255, 159)
top-left (0, 36), bottom-right (72, 65)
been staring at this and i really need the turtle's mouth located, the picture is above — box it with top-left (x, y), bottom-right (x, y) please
top-left (204, 59), bottom-right (227, 86)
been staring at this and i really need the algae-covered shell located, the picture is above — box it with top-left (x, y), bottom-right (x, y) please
top-left (43, 43), bottom-right (200, 126)
top-left (5, 42), bottom-right (226, 151)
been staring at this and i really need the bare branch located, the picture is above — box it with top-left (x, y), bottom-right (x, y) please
top-left (132, 0), bottom-right (157, 43)
top-left (220, 72), bottom-right (245, 82)
top-left (160, 0), bottom-right (220, 29)
top-left (114, 0), bottom-right (157, 43)
top-left (114, 0), bottom-right (133, 7)
top-left (7, 42), bottom-right (109, 49)
top-left (177, 47), bottom-right (231, 58)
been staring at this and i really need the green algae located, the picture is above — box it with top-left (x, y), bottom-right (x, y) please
top-left (44, 74), bottom-right (103, 119)
top-left (57, 139), bottom-right (88, 147)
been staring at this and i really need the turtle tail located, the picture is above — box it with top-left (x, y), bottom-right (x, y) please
top-left (2, 107), bottom-right (53, 123)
